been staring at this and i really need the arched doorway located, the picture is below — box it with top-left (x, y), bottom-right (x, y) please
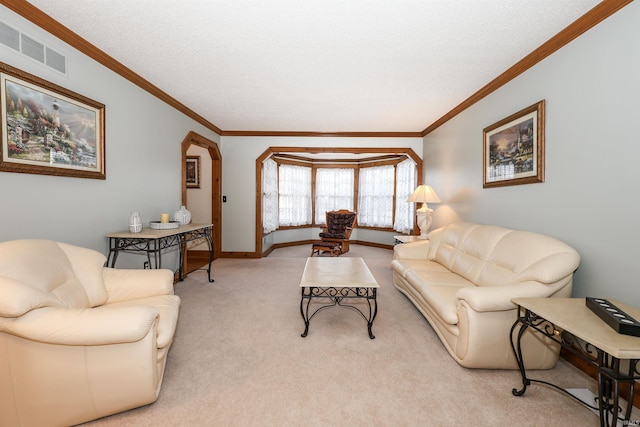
top-left (181, 131), bottom-right (222, 267)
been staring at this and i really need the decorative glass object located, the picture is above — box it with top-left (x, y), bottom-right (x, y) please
top-left (128, 212), bottom-right (142, 233)
top-left (173, 205), bottom-right (192, 225)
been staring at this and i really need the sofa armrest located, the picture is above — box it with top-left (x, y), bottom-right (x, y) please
top-left (456, 281), bottom-right (567, 313)
top-left (103, 267), bottom-right (174, 303)
top-left (2, 305), bottom-right (159, 345)
top-left (393, 240), bottom-right (430, 260)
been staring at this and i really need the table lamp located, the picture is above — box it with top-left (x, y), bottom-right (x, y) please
top-left (407, 185), bottom-right (441, 239)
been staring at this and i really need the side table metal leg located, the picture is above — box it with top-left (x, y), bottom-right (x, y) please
top-left (511, 312), bottom-right (531, 396)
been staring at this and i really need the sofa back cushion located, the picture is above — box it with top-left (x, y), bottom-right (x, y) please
top-left (428, 223), bottom-right (580, 287)
top-left (0, 240), bottom-right (108, 317)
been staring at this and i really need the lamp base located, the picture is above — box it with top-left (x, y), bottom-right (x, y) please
top-left (415, 208), bottom-right (433, 239)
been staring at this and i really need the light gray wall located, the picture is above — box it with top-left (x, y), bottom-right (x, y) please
top-left (219, 136), bottom-right (423, 252)
top-left (423, 2), bottom-right (640, 306)
top-left (0, 6), bottom-right (220, 269)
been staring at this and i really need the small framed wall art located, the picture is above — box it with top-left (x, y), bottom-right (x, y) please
top-left (186, 155), bottom-right (201, 188)
top-left (0, 62), bottom-right (105, 179)
top-left (483, 100), bottom-right (544, 188)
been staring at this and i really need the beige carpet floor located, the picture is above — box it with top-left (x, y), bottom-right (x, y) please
top-left (83, 244), bottom-right (626, 426)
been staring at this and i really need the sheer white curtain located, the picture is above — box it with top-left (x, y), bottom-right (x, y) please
top-left (261, 158), bottom-right (279, 233)
top-left (315, 168), bottom-right (354, 224)
top-left (393, 158), bottom-right (417, 233)
top-left (358, 165), bottom-right (395, 227)
top-left (278, 164), bottom-right (312, 226)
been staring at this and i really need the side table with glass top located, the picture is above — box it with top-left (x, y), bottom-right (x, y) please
top-left (510, 297), bottom-right (640, 427)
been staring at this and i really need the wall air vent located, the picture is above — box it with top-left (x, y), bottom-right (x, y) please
top-left (46, 46), bottom-right (66, 74)
top-left (0, 20), bottom-right (68, 76)
top-left (0, 21), bottom-right (20, 51)
top-left (21, 33), bottom-right (45, 63)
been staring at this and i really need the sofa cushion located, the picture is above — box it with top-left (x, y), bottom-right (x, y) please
top-left (405, 269), bottom-right (474, 325)
top-left (479, 231), bottom-right (581, 286)
top-left (391, 259), bottom-right (448, 278)
top-left (428, 223), bottom-right (580, 288)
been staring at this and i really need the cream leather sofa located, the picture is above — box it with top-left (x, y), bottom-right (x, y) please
top-left (0, 239), bottom-right (180, 427)
top-left (392, 222), bottom-right (580, 369)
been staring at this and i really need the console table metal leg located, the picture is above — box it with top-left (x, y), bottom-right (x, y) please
top-left (597, 356), bottom-right (638, 427)
top-left (107, 238), bottom-right (119, 267)
top-left (204, 227), bottom-right (214, 282)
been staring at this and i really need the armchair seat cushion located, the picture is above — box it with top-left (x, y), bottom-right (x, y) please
top-left (319, 232), bottom-right (346, 239)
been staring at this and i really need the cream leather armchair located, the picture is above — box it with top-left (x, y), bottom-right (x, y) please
top-left (0, 239), bottom-right (180, 427)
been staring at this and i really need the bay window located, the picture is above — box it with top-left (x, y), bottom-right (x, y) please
top-left (357, 165), bottom-right (395, 227)
top-left (278, 164), bottom-right (312, 226)
top-left (315, 168), bottom-right (354, 224)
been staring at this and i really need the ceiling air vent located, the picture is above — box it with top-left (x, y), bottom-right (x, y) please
top-left (21, 33), bottom-right (45, 63)
top-left (46, 46), bottom-right (66, 74)
top-left (0, 21), bottom-right (20, 51)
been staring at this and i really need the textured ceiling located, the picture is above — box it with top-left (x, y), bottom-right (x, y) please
top-left (24, 0), bottom-right (601, 133)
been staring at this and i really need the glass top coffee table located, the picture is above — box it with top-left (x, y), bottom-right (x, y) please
top-left (299, 257), bottom-right (379, 339)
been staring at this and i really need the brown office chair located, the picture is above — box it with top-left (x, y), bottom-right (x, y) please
top-left (318, 209), bottom-right (357, 254)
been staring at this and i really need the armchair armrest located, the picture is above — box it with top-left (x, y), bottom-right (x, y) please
top-left (456, 281), bottom-right (565, 313)
top-left (103, 267), bottom-right (174, 304)
top-left (2, 305), bottom-right (159, 345)
top-left (344, 226), bottom-right (353, 239)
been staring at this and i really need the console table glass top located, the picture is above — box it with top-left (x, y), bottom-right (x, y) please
top-left (106, 223), bottom-right (214, 282)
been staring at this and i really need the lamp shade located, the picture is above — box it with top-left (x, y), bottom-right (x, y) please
top-left (407, 185), bottom-right (441, 204)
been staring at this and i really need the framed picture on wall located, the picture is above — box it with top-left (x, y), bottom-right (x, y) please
top-left (483, 100), bottom-right (545, 188)
top-left (0, 62), bottom-right (106, 179)
top-left (186, 155), bottom-right (201, 188)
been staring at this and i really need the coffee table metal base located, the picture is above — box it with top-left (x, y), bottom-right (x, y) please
top-left (300, 286), bottom-right (378, 339)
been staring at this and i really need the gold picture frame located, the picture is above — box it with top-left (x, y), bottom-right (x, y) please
top-left (483, 100), bottom-right (544, 188)
top-left (0, 62), bottom-right (105, 179)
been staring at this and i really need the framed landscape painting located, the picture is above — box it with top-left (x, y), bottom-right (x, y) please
top-left (483, 100), bottom-right (544, 188)
top-left (0, 62), bottom-right (105, 179)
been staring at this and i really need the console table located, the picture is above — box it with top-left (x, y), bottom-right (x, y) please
top-left (106, 223), bottom-right (214, 282)
top-left (510, 297), bottom-right (640, 427)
